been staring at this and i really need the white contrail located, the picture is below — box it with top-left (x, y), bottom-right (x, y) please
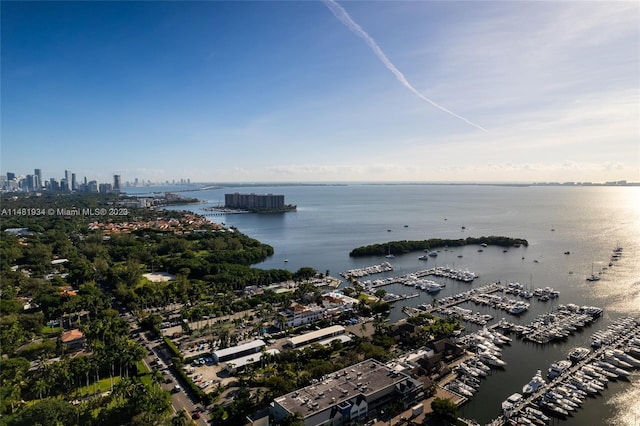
top-left (322, 0), bottom-right (487, 132)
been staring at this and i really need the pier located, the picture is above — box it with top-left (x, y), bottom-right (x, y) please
top-left (403, 282), bottom-right (504, 316)
top-left (355, 266), bottom-right (479, 289)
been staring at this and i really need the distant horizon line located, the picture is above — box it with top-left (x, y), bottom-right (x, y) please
top-left (124, 180), bottom-right (640, 188)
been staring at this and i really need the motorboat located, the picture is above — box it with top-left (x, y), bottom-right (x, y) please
top-left (423, 281), bottom-right (444, 293)
top-left (478, 351), bottom-right (507, 367)
top-left (568, 347), bottom-right (591, 364)
top-left (547, 360), bottom-right (572, 379)
top-left (522, 370), bottom-right (545, 394)
top-left (525, 406), bottom-right (550, 423)
top-left (538, 399), bottom-right (569, 418)
top-left (595, 360), bottom-right (630, 377)
top-left (445, 380), bottom-right (474, 397)
top-left (611, 348), bottom-right (640, 367)
top-left (501, 392), bottom-right (523, 414)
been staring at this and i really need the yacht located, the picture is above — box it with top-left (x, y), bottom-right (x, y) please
top-left (568, 347), bottom-right (591, 364)
top-left (522, 370), bottom-right (545, 394)
top-left (525, 407), bottom-right (550, 423)
top-left (427, 251), bottom-right (438, 257)
top-left (538, 399), bottom-right (569, 418)
top-left (547, 360), bottom-right (572, 379)
top-left (501, 392), bottom-right (523, 414)
top-left (595, 360), bottom-right (630, 378)
top-left (611, 348), bottom-right (640, 367)
top-left (445, 380), bottom-right (473, 397)
top-left (509, 301), bottom-right (530, 315)
top-left (478, 351), bottom-right (507, 367)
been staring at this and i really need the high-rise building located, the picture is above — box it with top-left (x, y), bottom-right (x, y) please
top-left (25, 175), bottom-right (34, 191)
top-left (7, 172), bottom-right (15, 181)
top-left (113, 174), bottom-right (121, 192)
top-left (50, 178), bottom-right (59, 191)
top-left (34, 169), bottom-right (42, 189)
top-left (64, 170), bottom-right (71, 191)
top-left (71, 173), bottom-right (77, 191)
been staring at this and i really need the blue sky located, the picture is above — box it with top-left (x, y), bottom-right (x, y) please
top-left (2, 1), bottom-right (639, 184)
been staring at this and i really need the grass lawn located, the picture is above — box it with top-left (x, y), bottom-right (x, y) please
top-left (137, 360), bottom-right (153, 387)
top-left (74, 376), bottom-right (121, 397)
top-left (41, 326), bottom-right (63, 337)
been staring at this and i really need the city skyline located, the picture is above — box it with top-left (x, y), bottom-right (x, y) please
top-left (0, 166), bottom-right (196, 192)
top-left (2, 1), bottom-right (639, 183)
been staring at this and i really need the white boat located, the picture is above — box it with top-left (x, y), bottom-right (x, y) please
top-left (586, 263), bottom-right (600, 281)
top-left (509, 301), bottom-right (530, 315)
top-left (568, 347), bottom-right (591, 363)
top-left (445, 381), bottom-right (473, 397)
top-left (478, 351), bottom-right (507, 367)
top-left (420, 280), bottom-right (444, 293)
top-left (547, 360), bottom-right (572, 379)
top-left (538, 399), bottom-right (569, 417)
top-left (522, 369), bottom-right (545, 394)
top-left (501, 392), bottom-right (523, 414)
top-left (613, 349), bottom-right (640, 367)
top-left (525, 407), bottom-right (550, 423)
top-left (385, 245), bottom-right (394, 258)
top-left (427, 251), bottom-right (438, 257)
top-left (595, 360), bottom-right (630, 377)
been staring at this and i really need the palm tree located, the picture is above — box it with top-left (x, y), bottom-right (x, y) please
top-left (171, 409), bottom-right (189, 426)
top-left (360, 321), bottom-right (368, 335)
top-left (373, 315), bottom-right (389, 335)
top-left (374, 289), bottom-right (387, 302)
top-left (34, 379), bottom-right (48, 400)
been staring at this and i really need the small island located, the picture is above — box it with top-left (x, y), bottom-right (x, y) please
top-left (349, 236), bottom-right (528, 257)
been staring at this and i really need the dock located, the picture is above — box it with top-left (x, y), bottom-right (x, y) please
top-left (403, 282), bottom-right (504, 317)
top-left (488, 316), bottom-right (640, 425)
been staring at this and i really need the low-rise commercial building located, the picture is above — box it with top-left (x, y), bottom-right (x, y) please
top-left (211, 339), bottom-right (265, 364)
top-left (285, 325), bottom-right (346, 349)
top-left (270, 359), bottom-right (423, 426)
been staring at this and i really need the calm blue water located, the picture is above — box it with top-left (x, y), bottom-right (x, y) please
top-left (126, 183), bottom-right (640, 425)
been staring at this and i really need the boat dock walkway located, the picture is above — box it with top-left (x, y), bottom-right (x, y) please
top-left (385, 293), bottom-right (420, 304)
top-left (403, 282), bottom-right (504, 316)
top-left (364, 267), bottom-right (478, 288)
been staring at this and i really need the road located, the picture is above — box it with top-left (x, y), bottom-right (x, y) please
top-left (121, 308), bottom-right (210, 425)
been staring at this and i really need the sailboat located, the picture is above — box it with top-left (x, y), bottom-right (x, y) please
top-left (586, 263), bottom-right (599, 282)
top-left (385, 244), bottom-right (395, 259)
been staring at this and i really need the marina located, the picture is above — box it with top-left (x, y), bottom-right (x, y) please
top-left (488, 316), bottom-right (640, 425)
top-left (153, 183), bottom-right (640, 425)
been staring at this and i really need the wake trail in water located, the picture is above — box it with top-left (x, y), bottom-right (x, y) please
top-left (322, 0), bottom-right (487, 132)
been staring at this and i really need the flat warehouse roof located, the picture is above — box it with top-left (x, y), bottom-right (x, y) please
top-left (213, 339), bottom-right (265, 358)
top-left (287, 325), bottom-right (345, 347)
top-left (226, 349), bottom-right (280, 369)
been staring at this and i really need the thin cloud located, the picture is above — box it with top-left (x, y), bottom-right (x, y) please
top-left (322, 0), bottom-right (487, 132)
